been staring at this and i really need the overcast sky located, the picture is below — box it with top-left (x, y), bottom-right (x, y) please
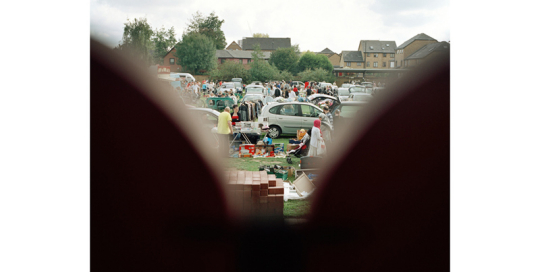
top-left (90, 0), bottom-right (449, 53)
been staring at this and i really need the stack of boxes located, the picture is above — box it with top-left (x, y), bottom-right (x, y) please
top-left (225, 170), bottom-right (284, 216)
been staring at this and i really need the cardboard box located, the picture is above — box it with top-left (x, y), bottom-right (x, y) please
top-left (292, 173), bottom-right (316, 197)
top-left (269, 186), bottom-right (284, 194)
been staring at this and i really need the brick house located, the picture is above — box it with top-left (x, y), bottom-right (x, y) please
top-left (394, 33), bottom-right (438, 68)
top-left (403, 41), bottom-right (450, 68)
top-left (338, 51), bottom-right (364, 77)
top-left (317, 48), bottom-right (335, 56)
top-left (358, 40), bottom-right (397, 69)
top-left (317, 48), bottom-right (341, 67)
top-left (216, 50), bottom-right (271, 69)
top-left (163, 47), bottom-right (183, 72)
top-left (238, 37), bottom-right (291, 52)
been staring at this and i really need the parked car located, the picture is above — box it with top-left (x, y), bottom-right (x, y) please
top-left (206, 97), bottom-right (235, 112)
top-left (348, 93), bottom-right (374, 102)
top-left (245, 85), bottom-right (266, 96)
top-left (337, 87), bottom-right (351, 101)
top-left (240, 94), bottom-right (266, 105)
top-left (187, 108), bottom-right (220, 132)
top-left (307, 94), bottom-right (341, 113)
top-left (250, 81), bottom-right (263, 85)
top-left (291, 81), bottom-right (304, 90)
top-left (349, 86), bottom-right (365, 94)
top-left (341, 83), bottom-right (352, 88)
top-left (258, 102), bottom-right (330, 138)
top-left (216, 82), bottom-right (237, 94)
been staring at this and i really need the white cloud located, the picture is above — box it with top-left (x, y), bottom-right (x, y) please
top-left (91, 0), bottom-right (450, 52)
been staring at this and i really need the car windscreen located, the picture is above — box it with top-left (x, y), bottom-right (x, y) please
top-left (246, 87), bottom-right (264, 93)
top-left (350, 87), bottom-right (363, 93)
top-left (338, 89), bottom-right (350, 96)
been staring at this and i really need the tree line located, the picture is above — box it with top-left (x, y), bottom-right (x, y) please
top-left (114, 12), bottom-right (335, 83)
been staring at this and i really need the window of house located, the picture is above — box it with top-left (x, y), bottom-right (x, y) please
top-left (347, 62), bottom-right (351, 67)
top-left (383, 62), bottom-right (386, 67)
top-left (374, 62), bottom-right (378, 68)
top-left (247, 59), bottom-right (251, 63)
top-left (366, 53), bottom-right (370, 57)
top-left (221, 59), bottom-right (226, 64)
top-left (169, 58), bottom-right (175, 65)
top-left (374, 53), bottom-right (378, 57)
top-left (383, 53), bottom-right (387, 57)
top-left (366, 61), bottom-right (370, 67)
top-left (390, 61), bottom-right (395, 68)
top-left (357, 62), bottom-right (361, 66)
top-left (391, 53), bottom-right (395, 58)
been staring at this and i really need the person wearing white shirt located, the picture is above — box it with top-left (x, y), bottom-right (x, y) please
top-left (289, 89), bottom-right (296, 100)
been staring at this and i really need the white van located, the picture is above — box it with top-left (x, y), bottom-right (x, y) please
top-left (170, 73), bottom-right (196, 82)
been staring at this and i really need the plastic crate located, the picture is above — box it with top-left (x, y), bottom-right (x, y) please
top-left (275, 171), bottom-right (288, 180)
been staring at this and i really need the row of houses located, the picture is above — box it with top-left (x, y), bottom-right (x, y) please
top-left (162, 34), bottom-right (449, 74)
top-left (318, 33), bottom-right (449, 71)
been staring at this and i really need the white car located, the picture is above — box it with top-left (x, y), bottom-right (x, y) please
top-left (258, 102), bottom-right (329, 138)
top-left (337, 87), bottom-right (351, 101)
top-left (244, 85), bottom-right (266, 96)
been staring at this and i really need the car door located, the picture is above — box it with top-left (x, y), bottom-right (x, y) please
top-left (300, 104), bottom-right (323, 129)
top-left (276, 104), bottom-right (302, 134)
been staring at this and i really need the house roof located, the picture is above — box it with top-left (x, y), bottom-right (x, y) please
top-left (405, 42), bottom-right (450, 60)
top-left (226, 41), bottom-right (242, 50)
top-left (396, 33), bottom-right (437, 49)
top-left (241, 37), bottom-right (291, 50)
top-left (342, 51), bottom-right (364, 62)
top-left (318, 48), bottom-right (335, 54)
top-left (216, 50), bottom-right (271, 59)
top-left (359, 40), bottom-right (397, 53)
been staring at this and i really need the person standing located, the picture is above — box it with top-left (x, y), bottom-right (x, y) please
top-left (274, 87), bottom-right (281, 97)
top-left (293, 85), bottom-right (298, 96)
top-left (217, 107), bottom-right (234, 156)
top-left (323, 106), bottom-right (333, 126)
top-left (308, 120), bottom-right (325, 156)
top-left (289, 89), bottom-right (296, 100)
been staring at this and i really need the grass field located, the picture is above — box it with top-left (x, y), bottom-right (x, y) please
top-left (226, 136), bottom-right (311, 218)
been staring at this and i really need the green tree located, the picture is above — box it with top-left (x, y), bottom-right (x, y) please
top-left (186, 11), bottom-right (227, 50)
top-left (152, 26), bottom-right (177, 65)
top-left (174, 32), bottom-right (217, 74)
top-left (116, 17), bottom-right (154, 67)
top-left (209, 60), bottom-right (250, 82)
top-left (249, 44), bottom-right (279, 82)
top-left (297, 52), bottom-right (333, 73)
top-left (253, 33), bottom-right (269, 38)
top-left (298, 68), bottom-right (335, 82)
top-left (277, 70), bottom-right (294, 81)
top-left (269, 47), bottom-right (299, 73)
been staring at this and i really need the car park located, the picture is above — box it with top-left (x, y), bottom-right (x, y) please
top-left (259, 102), bottom-right (329, 138)
top-left (335, 101), bottom-right (368, 119)
top-left (341, 83), bottom-right (352, 89)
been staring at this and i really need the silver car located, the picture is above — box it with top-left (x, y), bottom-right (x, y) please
top-left (187, 108), bottom-right (220, 132)
top-left (259, 102), bottom-right (327, 138)
top-left (245, 85), bottom-right (266, 96)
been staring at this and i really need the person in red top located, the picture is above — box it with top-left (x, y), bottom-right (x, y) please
top-left (230, 105), bottom-right (240, 126)
top-left (293, 86), bottom-right (298, 95)
top-left (304, 81), bottom-right (309, 90)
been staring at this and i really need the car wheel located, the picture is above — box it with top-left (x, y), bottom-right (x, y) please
top-left (268, 125), bottom-right (281, 138)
